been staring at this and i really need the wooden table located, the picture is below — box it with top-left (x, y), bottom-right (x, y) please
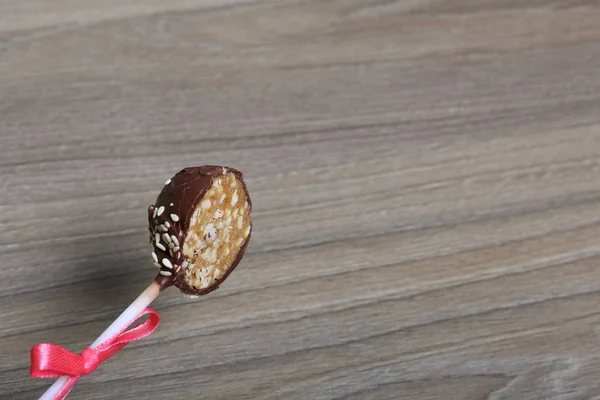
top-left (2, 1), bottom-right (600, 399)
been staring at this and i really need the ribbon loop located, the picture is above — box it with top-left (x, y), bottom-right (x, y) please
top-left (30, 343), bottom-right (87, 378)
top-left (30, 308), bottom-right (160, 400)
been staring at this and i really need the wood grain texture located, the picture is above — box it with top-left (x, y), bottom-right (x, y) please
top-left (1, 0), bottom-right (600, 399)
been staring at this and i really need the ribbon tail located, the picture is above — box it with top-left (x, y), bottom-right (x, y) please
top-left (53, 376), bottom-right (80, 400)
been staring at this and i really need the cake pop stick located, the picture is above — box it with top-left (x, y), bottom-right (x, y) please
top-left (37, 281), bottom-right (163, 400)
top-left (35, 165), bottom-right (252, 400)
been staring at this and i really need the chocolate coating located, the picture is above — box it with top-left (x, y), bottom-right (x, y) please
top-left (148, 165), bottom-right (252, 295)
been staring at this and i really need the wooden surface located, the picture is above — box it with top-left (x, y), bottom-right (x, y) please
top-left (1, 1), bottom-right (600, 399)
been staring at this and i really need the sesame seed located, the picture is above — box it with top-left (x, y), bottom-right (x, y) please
top-left (214, 209), bottom-right (224, 219)
top-left (159, 224), bottom-right (168, 232)
top-left (168, 242), bottom-right (175, 249)
top-left (164, 221), bottom-right (171, 228)
top-left (156, 242), bottom-right (166, 251)
top-left (155, 233), bottom-right (161, 244)
top-left (162, 233), bottom-right (171, 243)
top-left (173, 246), bottom-right (180, 253)
top-left (219, 193), bottom-right (226, 204)
top-left (152, 207), bottom-right (158, 218)
top-left (237, 215), bottom-right (243, 229)
top-left (231, 191), bottom-right (238, 206)
top-left (165, 179), bottom-right (171, 185)
top-left (159, 270), bottom-right (172, 276)
top-left (171, 214), bottom-right (180, 222)
top-left (162, 258), bottom-right (173, 269)
top-left (153, 262), bottom-right (161, 268)
top-left (170, 202), bottom-right (174, 206)
top-left (151, 252), bottom-right (158, 262)
top-left (157, 206), bottom-right (165, 216)
top-left (169, 249), bottom-right (174, 257)
top-left (171, 235), bottom-right (179, 246)
top-left (201, 199), bottom-right (211, 209)
top-left (182, 260), bottom-right (189, 269)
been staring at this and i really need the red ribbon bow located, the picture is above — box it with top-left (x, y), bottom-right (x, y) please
top-left (30, 308), bottom-right (160, 400)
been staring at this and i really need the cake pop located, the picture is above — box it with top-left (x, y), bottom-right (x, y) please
top-left (148, 165), bottom-right (252, 295)
top-left (35, 165), bottom-right (252, 400)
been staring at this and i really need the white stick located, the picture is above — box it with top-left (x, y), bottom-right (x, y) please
top-left (39, 280), bottom-right (162, 400)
